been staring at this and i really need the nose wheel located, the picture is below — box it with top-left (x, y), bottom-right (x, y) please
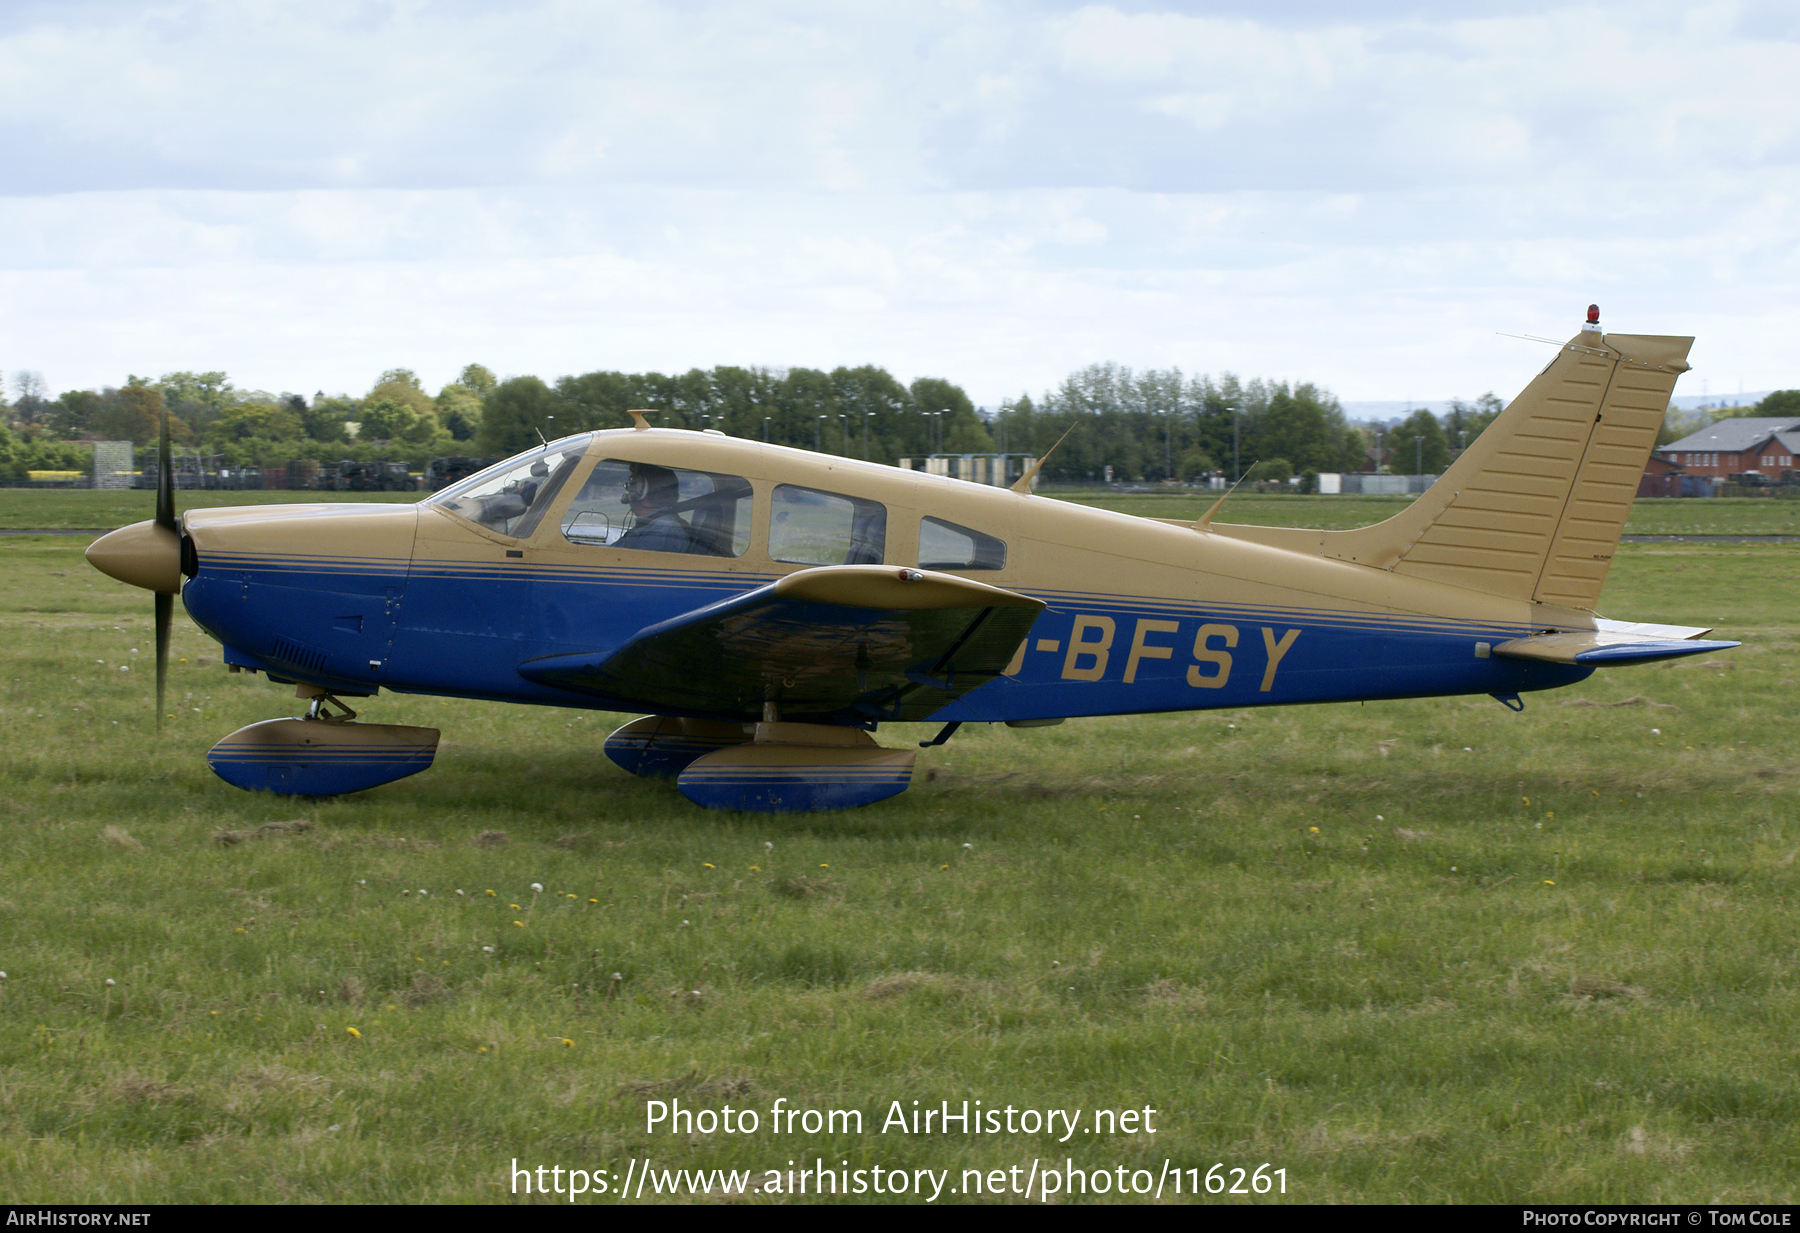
top-left (299, 686), bottom-right (359, 723)
top-left (207, 684), bottom-right (440, 796)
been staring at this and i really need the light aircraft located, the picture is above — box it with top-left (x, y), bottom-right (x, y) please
top-left (86, 308), bottom-right (1734, 812)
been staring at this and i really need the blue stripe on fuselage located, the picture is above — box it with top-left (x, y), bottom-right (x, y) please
top-left (188, 558), bottom-right (1588, 717)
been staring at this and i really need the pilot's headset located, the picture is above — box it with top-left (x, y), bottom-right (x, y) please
top-left (624, 464), bottom-right (678, 511)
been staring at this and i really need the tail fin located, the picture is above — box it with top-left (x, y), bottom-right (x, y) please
top-left (1216, 328), bottom-right (1692, 610)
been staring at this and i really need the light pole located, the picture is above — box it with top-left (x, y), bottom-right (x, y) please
top-left (763, 416), bottom-right (771, 442)
top-left (1226, 406), bottom-right (1240, 482)
top-left (839, 414), bottom-right (849, 455)
top-left (816, 416), bottom-right (826, 452)
top-left (1163, 407), bottom-right (1173, 480)
top-left (864, 412), bottom-right (874, 460)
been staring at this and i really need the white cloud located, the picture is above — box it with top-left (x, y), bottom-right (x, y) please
top-left (1, 1), bottom-right (1797, 405)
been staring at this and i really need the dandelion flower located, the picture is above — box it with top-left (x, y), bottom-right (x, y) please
top-left (530, 883), bottom-right (543, 893)
top-left (818, 863), bottom-right (829, 868)
top-left (104, 978), bottom-right (115, 987)
top-left (703, 863), bottom-right (714, 869)
top-left (418, 889), bottom-right (428, 896)
top-left (510, 904), bottom-right (521, 910)
top-left (482, 946), bottom-right (495, 954)
top-left (346, 1026), bottom-right (361, 1038)
top-left (962, 842), bottom-right (972, 850)
top-left (485, 889), bottom-right (497, 897)
top-left (748, 866), bottom-right (760, 872)
top-left (940, 864), bottom-right (949, 870)
top-left (561, 1038), bottom-right (574, 1048)
top-left (1309, 827), bottom-right (1319, 835)
top-left (565, 893), bottom-right (577, 899)
top-left (587, 898), bottom-right (597, 904)
top-left (514, 920), bottom-right (524, 928)
top-left (456, 889), bottom-right (465, 897)
top-left (1544, 880), bottom-right (1555, 886)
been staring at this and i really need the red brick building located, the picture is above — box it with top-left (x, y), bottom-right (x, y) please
top-left (1652, 417), bottom-right (1800, 481)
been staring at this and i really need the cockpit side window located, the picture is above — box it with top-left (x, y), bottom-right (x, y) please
top-left (427, 442), bottom-right (585, 539)
top-left (769, 485), bottom-right (886, 566)
top-left (918, 516), bottom-right (1006, 570)
top-left (561, 460), bottom-right (753, 557)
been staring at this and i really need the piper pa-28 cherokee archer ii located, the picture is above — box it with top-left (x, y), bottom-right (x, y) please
top-left (86, 308), bottom-right (1734, 812)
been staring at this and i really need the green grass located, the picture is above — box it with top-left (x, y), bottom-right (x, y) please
top-left (0, 489), bottom-right (418, 530)
top-left (1, 531), bottom-right (1797, 1203)
top-left (1053, 490), bottom-right (1800, 537)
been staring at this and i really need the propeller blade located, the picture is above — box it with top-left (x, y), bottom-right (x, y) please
top-left (155, 590), bottom-right (171, 730)
top-left (155, 396), bottom-right (175, 532)
top-left (154, 398), bottom-right (175, 730)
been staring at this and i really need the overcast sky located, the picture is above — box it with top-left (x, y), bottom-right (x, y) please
top-left (3, 0), bottom-right (1797, 407)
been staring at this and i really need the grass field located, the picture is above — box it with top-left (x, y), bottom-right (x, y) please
top-left (1, 498), bottom-right (1797, 1203)
top-left (8, 486), bottom-right (1800, 537)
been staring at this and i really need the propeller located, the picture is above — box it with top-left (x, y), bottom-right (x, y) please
top-left (154, 403), bottom-right (175, 729)
top-left (84, 401), bottom-right (186, 729)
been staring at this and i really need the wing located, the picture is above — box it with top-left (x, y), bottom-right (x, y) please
top-left (517, 565), bottom-right (1045, 722)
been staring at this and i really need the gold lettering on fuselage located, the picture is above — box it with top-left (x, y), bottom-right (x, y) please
top-left (1187, 623), bottom-right (1237, 688)
top-left (1260, 627), bottom-right (1301, 692)
top-left (1123, 618), bottom-right (1179, 683)
top-left (1061, 615), bottom-right (1115, 681)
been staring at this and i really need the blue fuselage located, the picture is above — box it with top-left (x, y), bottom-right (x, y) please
top-left (182, 532), bottom-right (1589, 722)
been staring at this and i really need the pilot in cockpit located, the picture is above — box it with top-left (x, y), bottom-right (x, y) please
top-left (615, 463), bottom-right (697, 554)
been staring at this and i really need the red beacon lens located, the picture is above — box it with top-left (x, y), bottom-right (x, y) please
top-left (1587, 304), bottom-right (1600, 324)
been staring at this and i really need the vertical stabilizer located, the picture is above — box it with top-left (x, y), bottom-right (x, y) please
top-left (1387, 329), bottom-right (1690, 608)
top-left (1216, 325), bottom-right (1691, 611)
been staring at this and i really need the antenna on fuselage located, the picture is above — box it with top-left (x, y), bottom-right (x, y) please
top-left (1008, 425), bottom-right (1076, 494)
top-left (1196, 461), bottom-right (1259, 531)
top-left (627, 409), bottom-right (653, 431)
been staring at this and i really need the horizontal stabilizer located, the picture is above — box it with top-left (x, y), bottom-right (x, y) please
top-left (518, 565), bottom-right (1045, 722)
top-left (1493, 619), bottom-right (1738, 666)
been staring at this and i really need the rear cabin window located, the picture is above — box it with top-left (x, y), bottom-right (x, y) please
top-left (918, 516), bottom-right (1006, 570)
top-left (560, 460), bottom-right (753, 557)
top-left (769, 485), bottom-right (886, 566)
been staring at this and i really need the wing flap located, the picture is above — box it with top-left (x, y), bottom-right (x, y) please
top-left (518, 565), bottom-right (1044, 721)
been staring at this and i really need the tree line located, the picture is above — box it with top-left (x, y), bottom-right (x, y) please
top-left (2, 360), bottom-right (1548, 484)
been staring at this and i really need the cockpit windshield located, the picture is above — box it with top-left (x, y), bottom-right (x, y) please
top-left (425, 434), bottom-right (595, 538)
